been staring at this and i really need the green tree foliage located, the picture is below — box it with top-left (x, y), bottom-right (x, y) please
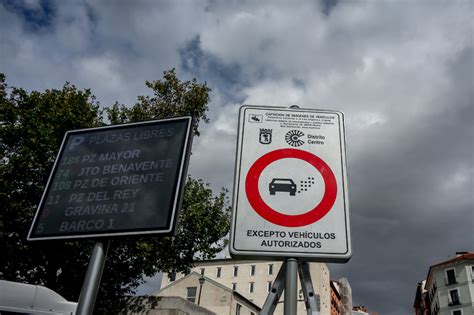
top-left (0, 70), bottom-right (230, 312)
top-left (105, 70), bottom-right (210, 135)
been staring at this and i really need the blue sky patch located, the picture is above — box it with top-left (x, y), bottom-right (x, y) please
top-left (179, 35), bottom-right (246, 104)
top-left (1, 0), bottom-right (56, 32)
top-left (320, 0), bottom-right (338, 16)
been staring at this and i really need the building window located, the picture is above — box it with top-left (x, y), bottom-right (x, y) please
top-left (449, 289), bottom-right (460, 306)
top-left (236, 303), bottom-right (242, 315)
top-left (452, 310), bottom-right (462, 315)
top-left (268, 264), bottom-right (273, 275)
top-left (216, 267), bottom-right (221, 278)
top-left (232, 282), bottom-right (237, 290)
top-left (250, 265), bottom-right (256, 276)
top-left (249, 282), bottom-right (255, 293)
top-left (200, 268), bottom-right (205, 275)
top-left (233, 266), bottom-right (238, 277)
top-left (267, 281), bottom-right (273, 293)
top-left (446, 268), bottom-right (456, 285)
top-left (168, 272), bottom-right (176, 282)
top-left (186, 287), bottom-right (197, 303)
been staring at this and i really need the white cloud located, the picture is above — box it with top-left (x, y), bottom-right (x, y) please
top-left (351, 112), bottom-right (387, 130)
top-left (440, 165), bottom-right (473, 196)
top-left (243, 79), bottom-right (305, 106)
top-left (75, 54), bottom-right (125, 101)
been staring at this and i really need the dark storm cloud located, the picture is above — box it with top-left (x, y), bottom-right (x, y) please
top-left (331, 43), bottom-right (473, 314)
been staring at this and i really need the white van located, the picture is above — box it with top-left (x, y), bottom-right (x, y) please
top-left (0, 280), bottom-right (77, 314)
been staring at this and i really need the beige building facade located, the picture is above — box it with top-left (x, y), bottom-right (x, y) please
top-left (157, 272), bottom-right (260, 315)
top-left (160, 259), bottom-right (331, 314)
top-left (423, 252), bottom-right (474, 315)
top-left (124, 295), bottom-right (215, 315)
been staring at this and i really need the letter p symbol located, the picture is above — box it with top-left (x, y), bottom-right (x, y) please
top-left (69, 136), bottom-right (85, 151)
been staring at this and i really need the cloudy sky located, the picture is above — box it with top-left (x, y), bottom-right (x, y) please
top-left (1, 0), bottom-right (472, 313)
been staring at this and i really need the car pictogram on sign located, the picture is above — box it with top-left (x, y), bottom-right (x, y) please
top-left (269, 178), bottom-right (297, 196)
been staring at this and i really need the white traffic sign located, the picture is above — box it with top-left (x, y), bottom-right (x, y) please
top-left (230, 105), bottom-right (351, 262)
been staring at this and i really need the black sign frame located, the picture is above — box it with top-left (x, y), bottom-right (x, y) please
top-left (28, 117), bottom-right (193, 241)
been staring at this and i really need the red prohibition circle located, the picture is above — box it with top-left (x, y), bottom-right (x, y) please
top-left (245, 148), bottom-right (337, 227)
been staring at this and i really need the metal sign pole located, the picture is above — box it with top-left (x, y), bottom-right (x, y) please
top-left (261, 260), bottom-right (321, 315)
top-left (284, 258), bottom-right (298, 315)
top-left (298, 261), bottom-right (320, 315)
top-left (261, 262), bottom-right (286, 314)
top-left (76, 240), bottom-right (110, 315)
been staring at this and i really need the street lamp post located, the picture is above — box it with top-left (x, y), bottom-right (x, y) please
top-left (198, 276), bottom-right (205, 305)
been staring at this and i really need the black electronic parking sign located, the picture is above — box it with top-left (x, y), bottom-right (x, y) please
top-left (28, 117), bottom-right (192, 240)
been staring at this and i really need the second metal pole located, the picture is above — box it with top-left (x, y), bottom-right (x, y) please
top-left (76, 240), bottom-right (110, 315)
top-left (284, 258), bottom-right (298, 315)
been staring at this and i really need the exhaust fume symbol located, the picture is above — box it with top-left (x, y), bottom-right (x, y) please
top-left (298, 177), bottom-right (316, 193)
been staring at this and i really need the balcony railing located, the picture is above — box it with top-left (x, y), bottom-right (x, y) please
top-left (448, 300), bottom-right (461, 306)
top-left (446, 279), bottom-right (457, 286)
